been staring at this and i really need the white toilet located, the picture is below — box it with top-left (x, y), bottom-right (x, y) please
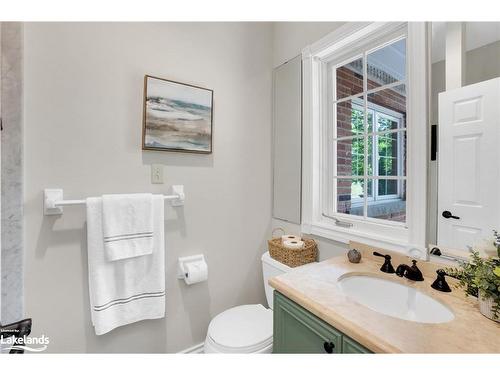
top-left (203, 251), bottom-right (291, 353)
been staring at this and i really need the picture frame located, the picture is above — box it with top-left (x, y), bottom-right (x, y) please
top-left (142, 75), bottom-right (214, 154)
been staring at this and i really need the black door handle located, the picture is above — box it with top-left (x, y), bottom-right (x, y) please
top-left (442, 210), bottom-right (460, 220)
top-left (323, 341), bottom-right (335, 353)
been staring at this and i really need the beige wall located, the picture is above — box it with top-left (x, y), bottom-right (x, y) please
top-left (24, 22), bottom-right (273, 353)
top-left (272, 22), bottom-right (348, 260)
top-left (272, 22), bottom-right (345, 67)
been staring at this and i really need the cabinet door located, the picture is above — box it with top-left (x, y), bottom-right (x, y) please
top-left (273, 291), bottom-right (342, 353)
top-left (342, 336), bottom-right (371, 354)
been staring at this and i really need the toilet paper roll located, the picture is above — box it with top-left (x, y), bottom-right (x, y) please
top-left (184, 261), bottom-right (208, 285)
top-left (281, 234), bottom-right (302, 243)
top-left (283, 240), bottom-right (305, 250)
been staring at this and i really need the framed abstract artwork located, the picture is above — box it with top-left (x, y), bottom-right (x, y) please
top-left (142, 75), bottom-right (213, 153)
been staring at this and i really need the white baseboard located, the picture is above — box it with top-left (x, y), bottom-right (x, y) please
top-left (178, 342), bottom-right (204, 354)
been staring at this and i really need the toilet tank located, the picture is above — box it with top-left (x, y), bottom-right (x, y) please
top-left (261, 252), bottom-right (291, 309)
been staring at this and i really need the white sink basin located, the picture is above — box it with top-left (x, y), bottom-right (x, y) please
top-left (338, 275), bottom-right (454, 324)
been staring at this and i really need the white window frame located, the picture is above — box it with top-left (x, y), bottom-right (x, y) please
top-left (301, 22), bottom-right (428, 254)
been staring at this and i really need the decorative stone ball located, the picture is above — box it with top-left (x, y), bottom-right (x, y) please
top-left (347, 249), bottom-right (362, 263)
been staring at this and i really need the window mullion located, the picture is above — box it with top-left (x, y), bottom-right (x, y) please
top-left (362, 52), bottom-right (368, 219)
top-left (398, 129), bottom-right (404, 197)
top-left (326, 63), bottom-right (335, 217)
top-left (374, 133), bottom-right (378, 200)
top-left (374, 112), bottom-right (380, 201)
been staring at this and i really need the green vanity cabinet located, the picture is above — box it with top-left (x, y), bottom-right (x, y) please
top-left (273, 290), bottom-right (342, 353)
top-left (342, 336), bottom-right (371, 354)
top-left (273, 291), bottom-right (371, 354)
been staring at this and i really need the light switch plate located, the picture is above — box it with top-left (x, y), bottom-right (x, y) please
top-left (151, 164), bottom-right (164, 184)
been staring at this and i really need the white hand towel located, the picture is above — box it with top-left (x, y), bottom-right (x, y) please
top-left (86, 195), bottom-right (165, 335)
top-left (102, 193), bottom-right (153, 261)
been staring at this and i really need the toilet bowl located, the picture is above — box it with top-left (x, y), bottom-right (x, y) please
top-left (203, 251), bottom-right (291, 353)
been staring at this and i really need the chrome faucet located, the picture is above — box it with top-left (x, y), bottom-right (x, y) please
top-left (395, 260), bottom-right (424, 281)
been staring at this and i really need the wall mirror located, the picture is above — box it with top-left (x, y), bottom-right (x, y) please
top-left (430, 22), bottom-right (500, 256)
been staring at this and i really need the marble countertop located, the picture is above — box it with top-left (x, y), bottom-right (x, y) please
top-left (269, 244), bottom-right (500, 353)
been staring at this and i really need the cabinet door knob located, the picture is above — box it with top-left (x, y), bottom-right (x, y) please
top-left (323, 341), bottom-right (335, 353)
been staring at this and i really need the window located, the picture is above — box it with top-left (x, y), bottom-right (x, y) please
top-left (331, 37), bottom-right (407, 224)
top-left (302, 23), bottom-right (428, 251)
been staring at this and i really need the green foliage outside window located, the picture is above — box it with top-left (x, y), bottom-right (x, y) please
top-left (350, 108), bottom-right (399, 198)
top-left (350, 108), bottom-right (366, 198)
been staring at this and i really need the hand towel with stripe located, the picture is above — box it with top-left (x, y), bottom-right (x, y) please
top-left (102, 193), bottom-right (154, 261)
top-left (86, 195), bottom-right (165, 335)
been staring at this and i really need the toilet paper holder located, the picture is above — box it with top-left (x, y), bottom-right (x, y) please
top-left (177, 254), bottom-right (206, 280)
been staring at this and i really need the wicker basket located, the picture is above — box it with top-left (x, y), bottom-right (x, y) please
top-left (268, 228), bottom-right (318, 268)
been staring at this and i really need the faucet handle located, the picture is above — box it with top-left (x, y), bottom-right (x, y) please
top-left (372, 252), bottom-right (395, 274)
top-left (431, 269), bottom-right (451, 292)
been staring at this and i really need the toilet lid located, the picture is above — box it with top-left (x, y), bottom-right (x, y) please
top-left (208, 304), bottom-right (273, 350)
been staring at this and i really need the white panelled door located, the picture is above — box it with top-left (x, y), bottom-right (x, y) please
top-left (438, 77), bottom-right (500, 250)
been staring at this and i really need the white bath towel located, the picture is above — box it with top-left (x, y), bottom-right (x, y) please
top-left (86, 195), bottom-right (165, 335)
top-left (102, 193), bottom-right (153, 261)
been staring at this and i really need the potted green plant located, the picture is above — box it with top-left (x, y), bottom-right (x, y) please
top-left (446, 246), bottom-right (500, 322)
